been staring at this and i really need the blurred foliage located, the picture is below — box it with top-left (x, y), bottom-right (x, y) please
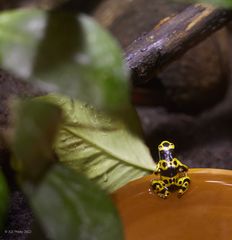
top-left (23, 165), bottom-right (123, 240)
top-left (11, 100), bottom-right (62, 182)
top-left (176, 0), bottom-right (232, 7)
top-left (0, 9), bottom-right (129, 113)
top-left (38, 94), bottom-right (155, 192)
top-left (10, 99), bottom-right (124, 239)
top-left (201, 0), bottom-right (232, 7)
top-left (0, 172), bottom-right (9, 232)
top-left (0, 1), bottom-right (155, 239)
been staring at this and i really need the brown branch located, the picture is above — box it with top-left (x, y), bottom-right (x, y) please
top-left (125, 3), bottom-right (232, 85)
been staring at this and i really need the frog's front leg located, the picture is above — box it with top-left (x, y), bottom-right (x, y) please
top-left (151, 180), bottom-right (170, 199)
top-left (154, 162), bottom-right (161, 175)
top-left (176, 176), bottom-right (190, 197)
top-left (179, 163), bottom-right (189, 172)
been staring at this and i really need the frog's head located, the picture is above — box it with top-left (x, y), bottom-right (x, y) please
top-left (158, 141), bottom-right (175, 151)
top-left (158, 141), bottom-right (175, 162)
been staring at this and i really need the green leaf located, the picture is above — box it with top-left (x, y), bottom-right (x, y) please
top-left (23, 164), bottom-right (124, 240)
top-left (178, 0), bottom-right (232, 7)
top-left (0, 9), bottom-right (129, 112)
top-left (38, 94), bottom-right (155, 192)
top-left (202, 0), bottom-right (232, 7)
top-left (11, 99), bottom-right (62, 182)
top-left (0, 171), bottom-right (9, 231)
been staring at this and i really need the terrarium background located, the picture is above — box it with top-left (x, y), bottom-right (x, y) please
top-left (0, 0), bottom-right (232, 239)
top-left (94, 0), bottom-right (232, 170)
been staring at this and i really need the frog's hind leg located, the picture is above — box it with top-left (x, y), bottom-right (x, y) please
top-left (176, 176), bottom-right (190, 197)
top-left (151, 180), bottom-right (169, 199)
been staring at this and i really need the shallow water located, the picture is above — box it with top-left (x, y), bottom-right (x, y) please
top-left (112, 169), bottom-right (232, 240)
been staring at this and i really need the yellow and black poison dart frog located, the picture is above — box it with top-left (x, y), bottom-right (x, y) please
top-left (151, 141), bottom-right (190, 199)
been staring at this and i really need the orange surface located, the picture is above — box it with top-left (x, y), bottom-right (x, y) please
top-left (112, 169), bottom-right (232, 240)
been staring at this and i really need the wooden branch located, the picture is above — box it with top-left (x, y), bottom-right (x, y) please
top-left (125, 3), bottom-right (232, 85)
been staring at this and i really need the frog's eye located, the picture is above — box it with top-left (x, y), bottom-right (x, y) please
top-left (163, 142), bottom-right (170, 147)
top-left (169, 143), bottom-right (174, 148)
top-left (162, 162), bottom-right (167, 168)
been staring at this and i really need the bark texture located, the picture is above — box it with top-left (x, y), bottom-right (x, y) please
top-left (125, 3), bottom-right (232, 84)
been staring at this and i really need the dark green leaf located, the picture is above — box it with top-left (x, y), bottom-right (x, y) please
top-left (0, 9), bottom-right (129, 112)
top-left (0, 171), bottom-right (9, 231)
top-left (11, 99), bottom-right (62, 182)
top-left (38, 94), bottom-right (155, 192)
top-left (202, 0), bottom-right (232, 7)
top-left (178, 0), bottom-right (232, 7)
top-left (23, 164), bottom-right (124, 240)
